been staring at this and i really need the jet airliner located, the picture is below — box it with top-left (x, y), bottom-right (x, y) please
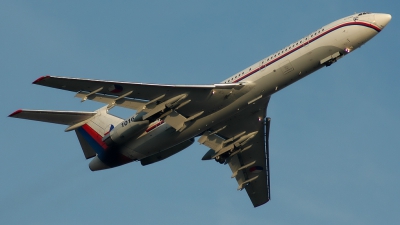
top-left (9, 12), bottom-right (391, 207)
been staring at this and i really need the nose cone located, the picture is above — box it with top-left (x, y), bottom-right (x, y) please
top-left (375, 13), bottom-right (392, 29)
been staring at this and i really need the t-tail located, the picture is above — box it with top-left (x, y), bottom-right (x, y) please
top-left (8, 106), bottom-right (135, 171)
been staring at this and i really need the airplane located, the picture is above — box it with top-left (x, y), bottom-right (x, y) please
top-left (9, 12), bottom-right (391, 207)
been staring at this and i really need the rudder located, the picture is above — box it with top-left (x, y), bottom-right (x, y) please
top-left (74, 106), bottom-right (123, 159)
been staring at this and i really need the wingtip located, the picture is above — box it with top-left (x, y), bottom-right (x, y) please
top-left (32, 75), bottom-right (50, 84)
top-left (9, 109), bottom-right (23, 117)
top-left (253, 201), bottom-right (268, 208)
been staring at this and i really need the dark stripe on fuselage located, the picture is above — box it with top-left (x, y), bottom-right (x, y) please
top-left (231, 21), bottom-right (381, 83)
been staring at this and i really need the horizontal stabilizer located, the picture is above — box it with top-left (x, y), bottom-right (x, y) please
top-left (9, 109), bottom-right (96, 125)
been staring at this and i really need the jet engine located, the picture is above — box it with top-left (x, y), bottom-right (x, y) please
top-left (102, 115), bottom-right (149, 146)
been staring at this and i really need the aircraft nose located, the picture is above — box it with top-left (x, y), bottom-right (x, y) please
top-left (374, 13), bottom-right (392, 28)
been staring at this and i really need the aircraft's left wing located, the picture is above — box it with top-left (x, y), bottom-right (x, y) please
top-left (199, 98), bottom-right (271, 207)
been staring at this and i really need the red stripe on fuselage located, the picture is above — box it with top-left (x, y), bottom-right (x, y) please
top-left (231, 21), bottom-right (381, 83)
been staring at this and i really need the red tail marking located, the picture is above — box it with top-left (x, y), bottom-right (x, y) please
top-left (81, 124), bottom-right (109, 149)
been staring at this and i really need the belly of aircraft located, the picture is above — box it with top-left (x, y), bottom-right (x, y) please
top-left (118, 123), bottom-right (174, 159)
top-left (115, 37), bottom-right (356, 160)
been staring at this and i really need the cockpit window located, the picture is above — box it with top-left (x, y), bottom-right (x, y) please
top-left (358, 12), bottom-right (371, 16)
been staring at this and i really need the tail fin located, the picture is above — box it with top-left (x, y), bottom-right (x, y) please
top-left (74, 106), bottom-right (123, 159)
top-left (9, 106), bottom-right (123, 159)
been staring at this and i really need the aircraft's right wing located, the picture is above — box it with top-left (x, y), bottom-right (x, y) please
top-left (199, 99), bottom-right (271, 207)
top-left (32, 76), bottom-right (248, 131)
top-left (33, 75), bottom-right (245, 112)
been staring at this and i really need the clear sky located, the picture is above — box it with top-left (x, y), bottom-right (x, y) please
top-left (1, 1), bottom-right (399, 224)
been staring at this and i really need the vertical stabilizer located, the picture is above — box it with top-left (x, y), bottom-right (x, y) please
top-left (74, 106), bottom-right (123, 159)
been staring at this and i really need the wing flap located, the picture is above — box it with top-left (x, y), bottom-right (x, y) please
top-left (243, 118), bottom-right (271, 207)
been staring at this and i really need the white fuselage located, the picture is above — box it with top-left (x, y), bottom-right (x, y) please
top-left (120, 13), bottom-right (391, 160)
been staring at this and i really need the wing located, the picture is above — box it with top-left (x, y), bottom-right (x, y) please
top-left (33, 75), bottom-right (245, 115)
top-left (198, 98), bottom-right (271, 207)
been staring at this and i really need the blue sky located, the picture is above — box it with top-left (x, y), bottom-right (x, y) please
top-left (1, 1), bottom-right (399, 224)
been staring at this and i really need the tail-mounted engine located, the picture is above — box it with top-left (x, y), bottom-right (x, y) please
top-left (102, 115), bottom-right (149, 146)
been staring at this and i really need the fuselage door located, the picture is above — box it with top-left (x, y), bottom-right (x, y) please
top-left (280, 60), bottom-right (294, 75)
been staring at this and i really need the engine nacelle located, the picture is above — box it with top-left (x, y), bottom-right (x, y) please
top-left (141, 138), bottom-right (194, 166)
top-left (103, 115), bottom-right (149, 146)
